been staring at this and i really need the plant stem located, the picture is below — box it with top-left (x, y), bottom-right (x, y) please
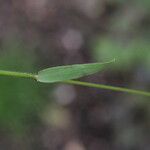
top-left (63, 80), bottom-right (150, 97)
top-left (0, 70), bottom-right (37, 80)
top-left (0, 70), bottom-right (150, 97)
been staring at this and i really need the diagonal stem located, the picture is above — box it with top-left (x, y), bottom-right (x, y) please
top-left (0, 70), bottom-right (37, 80)
top-left (63, 80), bottom-right (150, 97)
top-left (0, 70), bottom-right (150, 97)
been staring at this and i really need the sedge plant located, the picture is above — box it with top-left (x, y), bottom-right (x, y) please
top-left (0, 59), bottom-right (150, 97)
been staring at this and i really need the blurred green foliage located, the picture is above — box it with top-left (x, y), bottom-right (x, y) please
top-left (110, 0), bottom-right (150, 9)
top-left (92, 38), bottom-right (150, 70)
top-left (136, 0), bottom-right (150, 9)
top-left (0, 39), bottom-right (44, 135)
top-left (92, 0), bottom-right (150, 71)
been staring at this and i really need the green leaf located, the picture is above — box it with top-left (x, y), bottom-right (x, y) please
top-left (37, 59), bottom-right (115, 83)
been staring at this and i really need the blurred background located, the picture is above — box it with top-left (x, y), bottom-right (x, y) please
top-left (0, 0), bottom-right (150, 150)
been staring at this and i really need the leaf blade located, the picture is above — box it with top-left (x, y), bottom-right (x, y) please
top-left (37, 59), bottom-right (115, 83)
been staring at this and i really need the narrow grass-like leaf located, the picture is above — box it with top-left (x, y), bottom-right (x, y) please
top-left (0, 58), bottom-right (150, 97)
top-left (37, 60), bottom-right (115, 83)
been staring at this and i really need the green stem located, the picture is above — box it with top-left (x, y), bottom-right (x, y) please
top-left (63, 80), bottom-right (150, 97)
top-left (0, 70), bottom-right (150, 97)
top-left (0, 70), bottom-right (37, 80)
